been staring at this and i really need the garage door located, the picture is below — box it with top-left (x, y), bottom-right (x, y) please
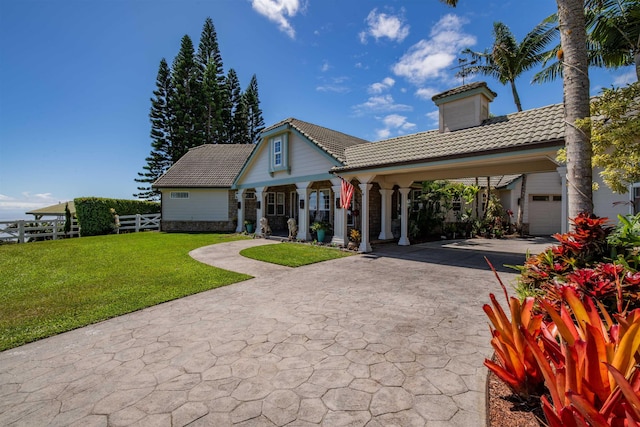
top-left (528, 194), bottom-right (562, 236)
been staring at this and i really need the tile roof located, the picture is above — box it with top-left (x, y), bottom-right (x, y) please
top-left (336, 102), bottom-right (564, 172)
top-left (263, 118), bottom-right (369, 163)
top-left (153, 144), bottom-right (255, 188)
top-left (431, 81), bottom-right (497, 102)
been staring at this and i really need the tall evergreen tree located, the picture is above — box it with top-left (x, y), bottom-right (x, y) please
top-left (221, 69), bottom-right (241, 143)
top-left (196, 17), bottom-right (226, 144)
top-left (245, 74), bottom-right (265, 144)
top-left (233, 94), bottom-right (251, 145)
top-left (135, 58), bottom-right (173, 200)
top-left (170, 35), bottom-right (203, 158)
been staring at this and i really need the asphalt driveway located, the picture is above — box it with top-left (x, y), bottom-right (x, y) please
top-left (0, 237), bottom-right (553, 426)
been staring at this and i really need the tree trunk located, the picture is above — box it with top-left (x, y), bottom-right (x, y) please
top-left (510, 80), bottom-right (523, 112)
top-left (517, 174), bottom-right (527, 236)
top-left (557, 0), bottom-right (593, 220)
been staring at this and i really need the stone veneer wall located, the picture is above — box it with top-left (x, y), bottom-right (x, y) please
top-left (368, 183), bottom-right (382, 240)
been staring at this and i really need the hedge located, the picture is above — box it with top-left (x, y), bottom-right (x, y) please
top-left (74, 197), bottom-right (160, 236)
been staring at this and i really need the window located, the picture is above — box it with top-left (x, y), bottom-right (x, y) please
top-left (170, 191), bottom-right (189, 199)
top-left (552, 195), bottom-right (562, 202)
top-left (309, 189), bottom-right (330, 223)
top-left (532, 195), bottom-right (549, 201)
top-left (452, 196), bottom-right (462, 211)
top-left (273, 138), bottom-right (282, 167)
top-left (244, 191), bottom-right (255, 199)
top-left (269, 134), bottom-right (288, 173)
top-left (266, 192), bottom-right (285, 216)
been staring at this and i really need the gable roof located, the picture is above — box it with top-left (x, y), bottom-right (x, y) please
top-left (335, 102), bottom-right (564, 172)
top-left (153, 144), bottom-right (255, 188)
top-left (262, 117), bottom-right (369, 163)
top-left (26, 201), bottom-right (75, 216)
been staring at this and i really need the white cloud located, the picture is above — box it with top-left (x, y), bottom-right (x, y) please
top-left (375, 114), bottom-right (416, 140)
top-left (368, 77), bottom-right (395, 94)
top-left (251, 0), bottom-right (302, 39)
top-left (613, 70), bottom-right (636, 86)
top-left (0, 192), bottom-right (68, 220)
top-left (321, 60), bottom-right (330, 72)
top-left (352, 94), bottom-right (412, 116)
top-left (360, 8), bottom-right (409, 44)
top-left (392, 14), bottom-right (476, 85)
top-left (426, 110), bottom-right (440, 126)
top-left (317, 76), bottom-right (350, 93)
top-left (415, 87), bottom-right (439, 100)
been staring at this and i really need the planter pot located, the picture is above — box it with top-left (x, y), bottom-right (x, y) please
top-left (245, 224), bottom-right (254, 233)
top-left (316, 229), bottom-right (326, 242)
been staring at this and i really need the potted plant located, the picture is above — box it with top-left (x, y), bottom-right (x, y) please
top-left (244, 220), bottom-right (254, 233)
top-left (310, 221), bottom-right (330, 243)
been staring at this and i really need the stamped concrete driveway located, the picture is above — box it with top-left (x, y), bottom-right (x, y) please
top-left (0, 237), bottom-right (552, 426)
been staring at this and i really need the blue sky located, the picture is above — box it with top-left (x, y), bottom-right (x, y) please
top-left (0, 0), bottom-right (634, 220)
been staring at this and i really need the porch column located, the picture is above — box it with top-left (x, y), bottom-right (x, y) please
top-left (331, 183), bottom-right (347, 246)
top-left (255, 187), bottom-right (265, 236)
top-left (235, 188), bottom-right (245, 233)
top-left (557, 166), bottom-right (568, 234)
top-left (378, 187), bottom-right (393, 240)
top-left (398, 187), bottom-right (411, 246)
top-left (296, 183), bottom-right (311, 241)
top-left (359, 183), bottom-right (372, 253)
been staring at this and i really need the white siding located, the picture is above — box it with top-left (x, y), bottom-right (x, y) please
top-left (593, 169), bottom-right (630, 224)
top-left (161, 189), bottom-right (229, 221)
top-left (237, 131), bottom-right (338, 186)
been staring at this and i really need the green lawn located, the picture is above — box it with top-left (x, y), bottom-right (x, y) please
top-left (0, 233), bottom-right (251, 351)
top-left (240, 242), bottom-right (353, 267)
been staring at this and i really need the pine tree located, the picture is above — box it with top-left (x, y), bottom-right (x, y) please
top-left (170, 35), bottom-right (203, 158)
top-left (245, 74), bottom-right (265, 144)
top-left (197, 17), bottom-right (226, 144)
top-left (135, 58), bottom-right (173, 200)
top-left (233, 94), bottom-right (251, 145)
top-left (221, 69), bottom-right (241, 143)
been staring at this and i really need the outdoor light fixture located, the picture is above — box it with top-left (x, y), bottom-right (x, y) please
top-left (299, 199), bottom-right (305, 209)
top-left (237, 202), bottom-right (241, 209)
top-left (256, 201), bottom-right (261, 210)
top-left (335, 198), bottom-right (340, 209)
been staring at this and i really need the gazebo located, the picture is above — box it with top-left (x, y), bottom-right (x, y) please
top-left (26, 201), bottom-right (75, 220)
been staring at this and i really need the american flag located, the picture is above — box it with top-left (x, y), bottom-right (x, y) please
top-left (340, 178), bottom-right (354, 209)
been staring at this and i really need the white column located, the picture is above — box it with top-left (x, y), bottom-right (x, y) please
top-left (557, 166), bottom-right (568, 234)
top-left (378, 188), bottom-right (393, 240)
top-left (398, 187), bottom-right (411, 246)
top-left (255, 187), bottom-right (265, 236)
top-left (331, 184), bottom-right (347, 246)
top-left (235, 188), bottom-right (245, 233)
top-left (296, 183), bottom-right (311, 241)
top-left (359, 183), bottom-right (372, 253)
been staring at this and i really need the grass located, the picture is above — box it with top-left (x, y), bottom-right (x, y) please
top-left (239, 242), bottom-right (353, 267)
top-left (0, 232), bottom-right (251, 351)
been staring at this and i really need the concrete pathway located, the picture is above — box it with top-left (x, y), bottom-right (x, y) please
top-left (0, 237), bottom-right (553, 426)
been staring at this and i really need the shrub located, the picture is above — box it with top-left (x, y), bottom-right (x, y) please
top-left (486, 213), bottom-right (640, 426)
top-left (75, 197), bottom-right (160, 236)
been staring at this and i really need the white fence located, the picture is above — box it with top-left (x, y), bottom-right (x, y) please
top-left (117, 213), bottom-right (161, 233)
top-left (0, 213), bottom-right (161, 243)
top-left (0, 219), bottom-right (80, 243)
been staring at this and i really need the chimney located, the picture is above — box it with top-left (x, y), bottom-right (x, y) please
top-left (431, 82), bottom-right (497, 132)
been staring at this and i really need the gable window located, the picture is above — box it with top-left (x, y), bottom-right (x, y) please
top-left (266, 192), bottom-right (285, 216)
top-left (170, 191), bottom-right (189, 199)
top-left (269, 134), bottom-right (289, 174)
top-left (273, 139), bottom-right (282, 167)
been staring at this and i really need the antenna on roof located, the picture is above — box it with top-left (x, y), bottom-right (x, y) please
top-left (451, 56), bottom-right (477, 85)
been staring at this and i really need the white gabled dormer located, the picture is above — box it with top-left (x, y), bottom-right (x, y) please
top-left (431, 82), bottom-right (497, 132)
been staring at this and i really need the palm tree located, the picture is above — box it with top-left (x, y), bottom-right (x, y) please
top-left (461, 21), bottom-right (555, 112)
top-left (534, 0), bottom-right (639, 83)
top-left (443, 0), bottom-right (594, 219)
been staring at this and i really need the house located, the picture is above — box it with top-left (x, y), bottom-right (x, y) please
top-left (153, 144), bottom-right (254, 232)
top-left (26, 201), bottom-right (75, 220)
top-left (156, 82), bottom-right (638, 251)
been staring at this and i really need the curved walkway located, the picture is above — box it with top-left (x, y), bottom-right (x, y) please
top-left (0, 237), bottom-right (551, 426)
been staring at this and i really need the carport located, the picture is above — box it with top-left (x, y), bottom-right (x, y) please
top-left (331, 85), bottom-right (567, 252)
